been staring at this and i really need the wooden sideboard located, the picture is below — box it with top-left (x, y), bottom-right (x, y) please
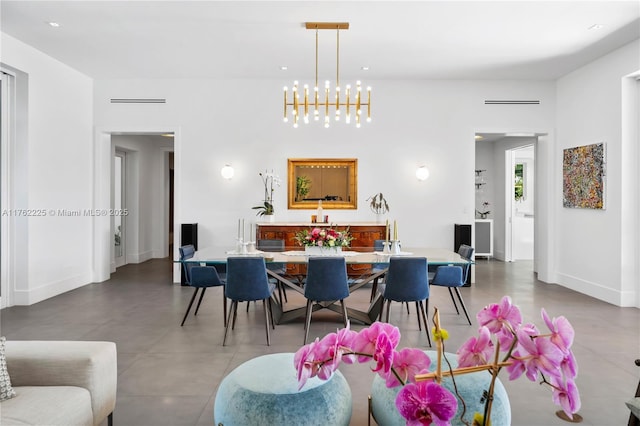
top-left (256, 222), bottom-right (386, 277)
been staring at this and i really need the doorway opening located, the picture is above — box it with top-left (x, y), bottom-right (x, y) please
top-left (102, 133), bottom-right (175, 275)
top-left (475, 133), bottom-right (539, 266)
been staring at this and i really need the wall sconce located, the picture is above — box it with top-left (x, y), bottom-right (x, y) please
top-left (416, 166), bottom-right (430, 181)
top-left (221, 164), bottom-right (235, 180)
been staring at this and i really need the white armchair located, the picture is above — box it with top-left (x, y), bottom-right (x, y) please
top-left (1, 341), bottom-right (117, 426)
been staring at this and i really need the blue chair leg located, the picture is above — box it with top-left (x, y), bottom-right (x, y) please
top-left (181, 288), bottom-right (200, 326)
top-left (447, 287), bottom-right (460, 314)
top-left (194, 288), bottom-right (207, 315)
top-left (223, 300), bottom-right (238, 346)
top-left (340, 300), bottom-right (348, 327)
top-left (415, 301), bottom-right (422, 331)
top-left (304, 300), bottom-right (313, 344)
top-left (454, 288), bottom-right (472, 325)
top-left (263, 299), bottom-right (271, 346)
top-left (418, 300), bottom-right (431, 347)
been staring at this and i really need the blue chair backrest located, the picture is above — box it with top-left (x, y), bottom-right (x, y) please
top-left (384, 257), bottom-right (429, 302)
top-left (226, 257), bottom-right (272, 301)
top-left (457, 244), bottom-right (474, 281)
top-left (432, 265), bottom-right (464, 287)
top-left (179, 245), bottom-right (196, 284)
top-left (305, 257), bottom-right (349, 301)
top-left (258, 239), bottom-right (286, 272)
top-left (190, 266), bottom-right (224, 288)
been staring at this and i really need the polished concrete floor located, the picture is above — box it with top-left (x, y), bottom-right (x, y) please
top-left (1, 258), bottom-right (639, 426)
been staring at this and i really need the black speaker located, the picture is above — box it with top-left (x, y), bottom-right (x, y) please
top-left (180, 223), bottom-right (198, 285)
top-left (454, 224), bottom-right (472, 286)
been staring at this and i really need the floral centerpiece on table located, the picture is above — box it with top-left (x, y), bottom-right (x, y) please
top-left (294, 296), bottom-right (580, 425)
top-left (252, 169), bottom-right (281, 216)
top-left (294, 226), bottom-right (353, 248)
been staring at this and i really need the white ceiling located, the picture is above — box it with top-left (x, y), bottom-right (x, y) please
top-left (1, 1), bottom-right (639, 81)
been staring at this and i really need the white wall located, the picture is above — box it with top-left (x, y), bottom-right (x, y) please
top-left (556, 39), bottom-right (640, 307)
top-left (0, 33), bottom-right (94, 305)
top-left (93, 78), bottom-right (557, 282)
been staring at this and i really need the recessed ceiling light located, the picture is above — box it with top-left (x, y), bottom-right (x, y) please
top-left (588, 24), bottom-right (604, 30)
top-left (361, 66), bottom-right (370, 71)
top-left (475, 135), bottom-right (484, 140)
top-left (280, 66), bottom-right (288, 71)
top-left (47, 21), bottom-right (61, 27)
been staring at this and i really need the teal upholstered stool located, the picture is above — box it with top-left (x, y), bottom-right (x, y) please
top-left (214, 353), bottom-right (352, 426)
top-left (370, 351), bottom-right (511, 426)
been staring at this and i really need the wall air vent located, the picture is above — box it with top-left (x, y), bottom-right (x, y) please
top-left (110, 98), bottom-right (166, 104)
top-left (484, 100), bottom-right (540, 105)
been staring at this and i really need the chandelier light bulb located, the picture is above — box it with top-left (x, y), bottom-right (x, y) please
top-left (283, 86), bottom-right (288, 91)
top-left (283, 117), bottom-right (288, 122)
top-left (293, 123), bottom-right (298, 128)
top-left (366, 117), bottom-right (371, 122)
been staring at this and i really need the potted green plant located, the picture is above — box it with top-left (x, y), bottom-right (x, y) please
top-left (296, 175), bottom-right (311, 201)
top-left (252, 170), bottom-right (280, 220)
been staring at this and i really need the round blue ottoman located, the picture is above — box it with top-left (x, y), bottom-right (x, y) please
top-left (214, 353), bottom-right (352, 425)
top-left (371, 351), bottom-right (510, 426)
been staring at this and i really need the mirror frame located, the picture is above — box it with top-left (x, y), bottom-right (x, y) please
top-left (287, 158), bottom-right (358, 210)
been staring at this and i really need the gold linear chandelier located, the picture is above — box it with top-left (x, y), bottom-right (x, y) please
top-left (283, 22), bottom-right (371, 128)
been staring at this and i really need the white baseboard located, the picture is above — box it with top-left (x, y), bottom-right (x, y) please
top-left (556, 272), bottom-right (625, 307)
top-left (126, 250), bottom-right (154, 264)
top-left (12, 272), bottom-right (93, 306)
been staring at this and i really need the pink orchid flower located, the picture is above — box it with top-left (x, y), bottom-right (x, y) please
top-left (313, 327), bottom-right (356, 380)
top-left (559, 349), bottom-right (579, 380)
top-left (386, 348), bottom-right (431, 387)
top-left (457, 326), bottom-right (494, 368)
top-left (395, 381), bottom-right (458, 426)
top-left (371, 332), bottom-right (395, 376)
top-left (542, 308), bottom-right (575, 353)
top-left (550, 376), bottom-right (581, 419)
top-left (293, 338), bottom-right (320, 389)
top-left (515, 329), bottom-right (564, 382)
top-left (477, 295), bottom-right (522, 348)
top-left (352, 321), bottom-right (401, 363)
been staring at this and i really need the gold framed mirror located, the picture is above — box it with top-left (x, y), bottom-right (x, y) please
top-left (287, 158), bottom-right (358, 209)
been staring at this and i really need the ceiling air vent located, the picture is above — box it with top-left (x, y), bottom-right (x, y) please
top-left (484, 100), bottom-right (540, 105)
top-left (110, 98), bottom-right (166, 104)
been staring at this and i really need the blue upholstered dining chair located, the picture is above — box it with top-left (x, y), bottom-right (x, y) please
top-left (430, 245), bottom-right (474, 325)
top-left (378, 256), bottom-right (431, 346)
top-left (257, 239), bottom-right (288, 305)
top-left (223, 257), bottom-right (276, 346)
top-left (303, 257), bottom-right (350, 344)
top-left (179, 245), bottom-right (227, 327)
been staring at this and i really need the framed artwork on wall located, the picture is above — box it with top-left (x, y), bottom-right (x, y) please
top-left (562, 142), bottom-right (606, 209)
